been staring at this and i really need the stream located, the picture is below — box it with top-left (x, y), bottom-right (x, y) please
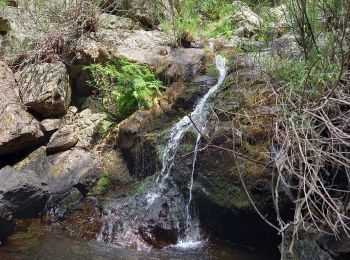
top-left (0, 223), bottom-right (275, 260)
top-left (0, 50), bottom-right (280, 259)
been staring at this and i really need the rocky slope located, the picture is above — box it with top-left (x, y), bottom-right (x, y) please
top-left (0, 1), bottom-right (349, 259)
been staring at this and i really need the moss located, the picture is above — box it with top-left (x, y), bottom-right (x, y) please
top-left (211, 178), bottom-right (252, 212)
top-left (54, 190), bottom-right (83, 219)
top-left (94, 119), bottom-right (114, 135)
top-left (93, 170), bottom-right (113, 194)
top-left (132, 175), bottom-right (155, 196)
top-left (14, 146), bottom-right (46, 170)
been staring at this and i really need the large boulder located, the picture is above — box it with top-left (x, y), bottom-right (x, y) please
top-left (17, 62), bottom-right (72, 118)
top-left (0, 61), bottom-right (44, 155)
top-left (157, 48), bottom-right (206, 83)
top-left (71, 29), bottom-right (170, 95)
top-left (0, 166), bottom-right (49, 218)
top-left (19, 147), bottom-right (131, 207)
top-left (189, 54), bottom-right (289, 252)
top-left (101, 0), bottom-right (174, 28)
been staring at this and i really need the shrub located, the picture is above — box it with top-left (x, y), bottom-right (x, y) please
top-left (86, 59), bottom-right (164, 120)
top-left (160, 0), bottom-right (236, 42)
top-left (95, 170), bottom-right (113, 194)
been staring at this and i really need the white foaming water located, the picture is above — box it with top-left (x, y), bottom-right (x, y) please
top-left (172, 240), bottom-right (206, 249)
top-left (144, 52), bottom-right (226, 248)
top-left (159, 54), bottom-right (226, 184)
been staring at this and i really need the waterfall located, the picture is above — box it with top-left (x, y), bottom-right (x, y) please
top-left (151, 53), bottom-right (227, 246)
top-left (97, 50), bottom-right (227, 249)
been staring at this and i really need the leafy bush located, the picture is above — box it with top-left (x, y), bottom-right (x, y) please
top-left (87, 59), bottom-right (164, 120)
top-left (160, 0), bottom-right (236, 41)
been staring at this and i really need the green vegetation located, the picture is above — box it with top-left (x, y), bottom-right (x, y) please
top-left (94, 170), bottom-right (113, 194)
top-left (160, 0), bottom-right (236, 41)
top-left (87, 59), bottom-right (164, 120)
top-left (160, 0), bottom-right (281, 43)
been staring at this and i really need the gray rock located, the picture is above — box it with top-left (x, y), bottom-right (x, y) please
top-left (281, 226), bottom-right (333, 260)
top-left (21, 148), bottom-right (131, 206)
top-left (22, 149), bottom-right (99, 203)
top-left (0, 61), bottom-right (44, 155)
top-left (270, 33), bottom-right (300, 57)
top-left (158, 48), bottom-right (206, 83)
top-left (17, 62), bottom-right (72, 118)
top-left (99, 13), bottom-right (137, 30)
top-left (71, 29), bottom-right (170, 95)
top-left (0, 166), bottom-right (49, 218)
top-left (231, 1), bottom-right (263, 37)
top-left (46, 128), bottom-right (78, 154)
top-left (46, 109), bottom-right (107, 154)
top-left (41, 118), bottom-right (62, 132)
top-left (101, 0), bottom-right (174, 27)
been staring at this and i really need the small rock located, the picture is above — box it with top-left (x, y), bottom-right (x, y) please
top-left (46, 128), bottom-right (78, 154)
top-left (41, 118), bottom-right (62, 132)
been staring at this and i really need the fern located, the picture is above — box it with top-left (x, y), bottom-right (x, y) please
top-left (86, 59), bottom-right (163, 120)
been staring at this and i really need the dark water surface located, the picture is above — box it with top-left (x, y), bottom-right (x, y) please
top-left (0, 221), bottom-right (277, 260)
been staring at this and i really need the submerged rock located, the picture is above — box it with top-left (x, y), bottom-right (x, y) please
top-left (17, 62), bottom-right (72, 118)
top-left (0, 61), bottom-right (44, 155)
top-left (0, 204), bottom-right (15, 243)
top-left (0, 166), bottom-right (49, 218)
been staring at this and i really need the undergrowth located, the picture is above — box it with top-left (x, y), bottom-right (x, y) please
top-left (86, 59), bottom-right (164, 120)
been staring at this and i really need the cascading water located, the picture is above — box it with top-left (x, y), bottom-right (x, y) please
top-left (150, 52), bottom-right (227, 246)
top-left (97, 49), bottom-right (227, 249)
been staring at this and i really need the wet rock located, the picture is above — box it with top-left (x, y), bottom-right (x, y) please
top-left (21, 148), bottom-right (99, 204)
top-left (158, 48), bottom-right (206, 83)
top-left (46, 109), bottom-right (107, 154)
top-left (281, 226), bottom-right (333, 260)
top-left (0, 204), bottom-right (15, 243)
top-left (118, 77), bottom-right (214, 179)
top-left (0, 166), bottom-right (49, 218)
top-left (188, 56), bottom-right (288, 251)
top-left (0, 61), bottom-right (44, 155)
top-left (94, 177), bottom-right (184, 249)
top-left (17, 62), bottom-right (72, 118)
top-left (138, 189), bottom-right (180, 248)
